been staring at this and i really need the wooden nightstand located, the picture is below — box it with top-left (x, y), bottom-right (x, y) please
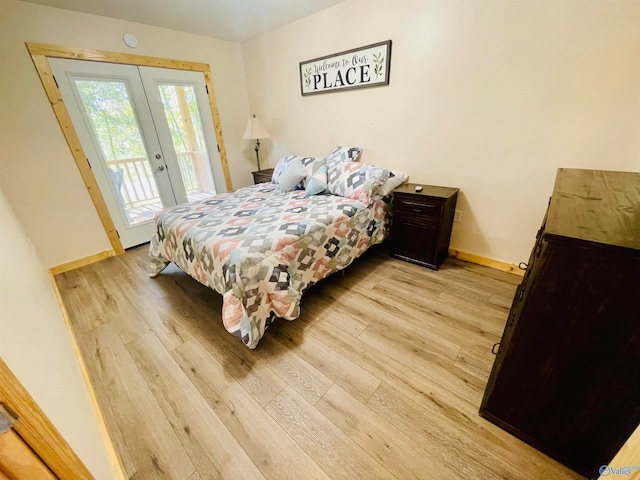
top-left (390, 183), bottom-right (459, 270)
top-left (252, 168), bottom-right (274, 184)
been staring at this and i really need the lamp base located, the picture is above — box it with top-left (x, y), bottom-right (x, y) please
top-left (254, 139), bottom-right (262, 171)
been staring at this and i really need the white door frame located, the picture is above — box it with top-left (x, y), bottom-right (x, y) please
top-left (140, 66), bottom-right (227, 196)
top-left (27, 42), bottom-right (233, 254)
top-left (50, 58), bottom-right (184, 248)
top-left (50, 61), bottom-right (228, 249)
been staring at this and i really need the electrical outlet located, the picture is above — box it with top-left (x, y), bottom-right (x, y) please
top-left (454, 210), bottom-right (463, 222)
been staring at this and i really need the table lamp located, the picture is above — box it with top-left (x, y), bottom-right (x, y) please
top-left (242, 115), bottom-right (270, 171)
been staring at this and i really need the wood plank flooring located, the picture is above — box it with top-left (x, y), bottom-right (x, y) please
top-left (55, 244), bottom-right (585, 480)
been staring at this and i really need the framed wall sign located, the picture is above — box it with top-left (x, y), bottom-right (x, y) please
top-left (299, 40), bottom-right (392, 96)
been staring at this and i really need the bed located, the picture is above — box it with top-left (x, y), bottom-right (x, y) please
top-left (149, 148), bottom-right (404, 348)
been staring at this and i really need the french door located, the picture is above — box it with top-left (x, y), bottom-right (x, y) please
top-left (49, 58), bottom-right (226, 248)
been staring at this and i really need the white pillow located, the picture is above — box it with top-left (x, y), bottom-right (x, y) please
top-left (272, 155), bottom-right (297, 183)
top-left (277, 159), bottom-right (307, 192)
top-left (379, 170), bottom-right (409, 197)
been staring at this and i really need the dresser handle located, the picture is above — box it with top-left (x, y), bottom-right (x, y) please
top-left (518, 262), bottom-right (528, 270)
top-left (535, 242), bottom-right (543, 258)
top-left (491, 343), bottom-right (500, 355)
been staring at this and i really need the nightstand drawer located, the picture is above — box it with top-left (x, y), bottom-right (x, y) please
top-left (390, 183), bottom-right (459, 270)
top-left (395, 195), bottom-right (441, 218)
top-left (391, 217), bottom-right (438, 265)
top-left (394, 212), bottom-right (436, 227)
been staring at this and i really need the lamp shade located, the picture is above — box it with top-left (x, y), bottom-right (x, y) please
top-left (242, 116), bottom-right (270, 140)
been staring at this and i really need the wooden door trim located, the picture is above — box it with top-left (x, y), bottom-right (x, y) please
top-left (0, 429), bottom-right (57, 479)
top-left (26, 42), bottom-right (234, 255)
top-left (50, 249), bottom-right (116, 276)
top-left (0, 357), bottom-right (96, 479)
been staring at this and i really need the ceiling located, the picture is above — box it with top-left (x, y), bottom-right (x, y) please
top-left (21, 0), bottom-right (345, 42)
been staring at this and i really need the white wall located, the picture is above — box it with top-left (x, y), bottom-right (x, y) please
top-left (0, 0), bottom-right (253, 268)
top-left (0, 188), bottom-right (117, 479)
top-left (242, 0), bottom-right (640, 263)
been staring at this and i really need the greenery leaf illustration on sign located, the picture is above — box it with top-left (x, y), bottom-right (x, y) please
top-left (373, 53), bottom-right (384, 79)
top-left (304, 68), bottom-right (312, 88)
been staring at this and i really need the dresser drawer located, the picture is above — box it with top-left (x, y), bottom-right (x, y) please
top-left (395, 194), bottom-right (441, 218)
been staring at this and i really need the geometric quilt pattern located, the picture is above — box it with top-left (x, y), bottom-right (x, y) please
top-left (149, 183), bottom-right (390, 348)
top-left (327, 161), bottom-right (391, 206)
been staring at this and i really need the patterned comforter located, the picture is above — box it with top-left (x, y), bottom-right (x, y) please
top-left (149, 183), bottom-right (390, 348)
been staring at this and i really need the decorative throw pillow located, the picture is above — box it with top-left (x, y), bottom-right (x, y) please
top-left (326, 146), bottom-right (363, 164)
top-left (272, 155), bottom-right (324, 190)
top-left (328, 162), bottom-right (391, 205)
top-left (305, 164), bottom-right (328, 197)
top-left (378, 170), bottom-right (410, 197)
top-left (326, 146), bottom-right (363, 188)
top-left (300, 157), bottom-right (326, 186)
top-left (272, 155), bottom-right (298, 183)
top-left (301, 156), bottom-right (325, 181)
top-left (277, 158), bottom-right (307, 192)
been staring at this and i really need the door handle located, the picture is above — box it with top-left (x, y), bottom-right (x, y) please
top-left (153, 153), bottom-right (165, 173)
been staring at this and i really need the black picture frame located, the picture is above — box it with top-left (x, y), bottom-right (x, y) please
top-left (299, 40), bottom-right (392, 96)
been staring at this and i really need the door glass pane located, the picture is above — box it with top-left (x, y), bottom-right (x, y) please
top-left (157, 84), bottom-right (216, 201)
top-left (74, 79), bottom-right (164, 225)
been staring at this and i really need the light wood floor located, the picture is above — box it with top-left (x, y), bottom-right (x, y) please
top-left (55, 245), bottom-right (584, 480)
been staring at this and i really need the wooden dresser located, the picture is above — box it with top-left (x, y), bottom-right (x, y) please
top-left (390, 183), bottom-right (459, 269)
top-left (480, 169), bottom-right (640, 479)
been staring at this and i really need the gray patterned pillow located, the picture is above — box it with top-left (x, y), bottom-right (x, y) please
top-left (326, 146), bottom-right (362, 164)
top-left (326, 146), bottom-right (363, 187)
top-left (327, 161), bottom-right (391, 206)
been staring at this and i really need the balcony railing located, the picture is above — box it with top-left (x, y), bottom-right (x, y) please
top-left (176, 151), bottom-right (215, 196)
top-left (106, 156), bottom-right (157, 208)
top-left (106, 151), bottom-right (214, 209)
